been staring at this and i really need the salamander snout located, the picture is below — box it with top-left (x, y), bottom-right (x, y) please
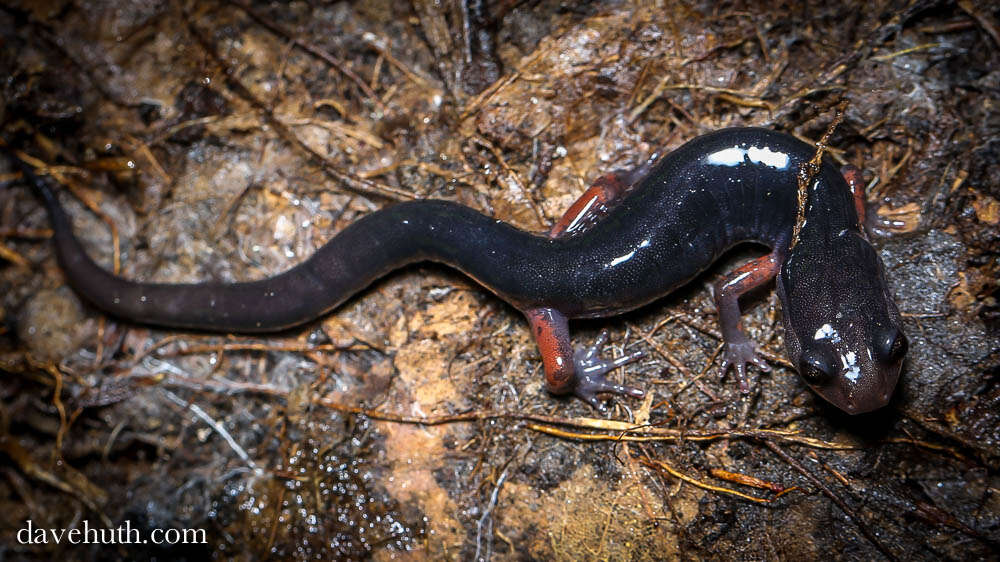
top-left (833, 384), bottom-right (895, 416)
top-left (796, 326), bottom-right (907, 415)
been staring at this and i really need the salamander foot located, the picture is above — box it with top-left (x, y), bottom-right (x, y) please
top-left (573, 330), bottom-right (645, 410)
top-left (721, 338), bottom-right (770, 393)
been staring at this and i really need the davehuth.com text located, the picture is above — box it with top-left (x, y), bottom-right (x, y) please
top-left (16, 519), bottom-right (207, 546)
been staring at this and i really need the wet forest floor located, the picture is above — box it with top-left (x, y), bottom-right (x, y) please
top-left (1, 0), bottom-right (998, 559)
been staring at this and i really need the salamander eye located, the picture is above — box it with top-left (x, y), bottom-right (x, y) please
top-left (876, 329), bottom-right (908, 363)
top-left (799, 352), bottom-right (834, 385)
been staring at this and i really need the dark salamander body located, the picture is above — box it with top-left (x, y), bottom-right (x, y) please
top-left (23, 128), bottom-right (907, 414)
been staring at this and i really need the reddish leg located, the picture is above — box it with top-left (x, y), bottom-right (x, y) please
top-left (843, 164), bottom-right (910, 236)
top-left (841, 164), bottom-right (867, 226)
top-left (549, 173), bottom-right (630, 237)
top-left (523, 161), bottom-right (657, 408)
top-left (549, 155), bottom-right (659, 237)
top-left (525, 307), bottom-right (644, 409)
top-left (713, 251), bottom-right (782, 392)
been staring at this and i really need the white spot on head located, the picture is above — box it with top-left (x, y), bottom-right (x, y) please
top-left (840, 351), bottom-right (861, 382)
top-left (813, 323), bottom-right (841, 343)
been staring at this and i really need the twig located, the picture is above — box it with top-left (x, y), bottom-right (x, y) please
top-left (640, 458), bottom-right (779, 504)
top-left (471, 135), bottom-right (547, 226)
top-left (0, 242), bottom-right (30, 267)
top-left (871, 43), bottom-right (942, 61)
top-left (636, 330), bottom-right (719, 401)
top-left (762, 439), bottom-right (897, 560)
top-left (360, 32), bottom-right (437, 90)
top-left (630, 81), bottom-right (773, 122)
top-left (15, 151), bottom-right (123, 273)
top-left (790, 100), bottom-right (848, 250)
top-left (460, 44), bottom-right (552, 119)
top-left (474, 465), bottom-right (510, 562)
top-left (224, 0), bottom-right (385, 110)
top-left (155, 340), bottom-right (370, 357)
top-left (162, 389), bottom-right (261, 473)
top-left (958, 0), bottom-right (1000, 48)
top-left (185, 14), bottom-right (413, 201)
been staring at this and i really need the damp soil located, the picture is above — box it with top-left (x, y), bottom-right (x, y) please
top-left (0, 0), bottom-right (998, 560)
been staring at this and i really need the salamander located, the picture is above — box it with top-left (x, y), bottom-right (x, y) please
top-left (18, 127), bottom-right (908, 414)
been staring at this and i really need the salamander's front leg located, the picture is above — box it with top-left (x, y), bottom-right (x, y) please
top-left (525, 308), bottom-right (644, 409)
top-left (714, 251), bottom-right (782, 392)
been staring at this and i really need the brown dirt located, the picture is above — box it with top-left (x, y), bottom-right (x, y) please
top-left (1, 0), bottom-right (998, 559)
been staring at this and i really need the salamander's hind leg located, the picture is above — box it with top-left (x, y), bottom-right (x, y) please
top-left (714, 251), bottom-right (781, 392)
top-left (842, 164), bottom-right (912, 236)
top-left (549, 154), bottom-right (659, 237)
top-left (525, 308), bottom-right (644, 410)
top-left (527, 161), bottom-right (652, 408)
top-left (841, 164), bottom-right (867, 227)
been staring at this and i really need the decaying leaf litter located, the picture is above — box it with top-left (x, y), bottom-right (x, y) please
top-left (1, 0), bottom-right (998, 559)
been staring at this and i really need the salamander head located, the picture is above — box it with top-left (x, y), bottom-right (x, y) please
top-left (777, 229), bottom-right (906, 415)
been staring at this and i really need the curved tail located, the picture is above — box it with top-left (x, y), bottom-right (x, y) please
top-left (22, 166), bottom-right (556, 332)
